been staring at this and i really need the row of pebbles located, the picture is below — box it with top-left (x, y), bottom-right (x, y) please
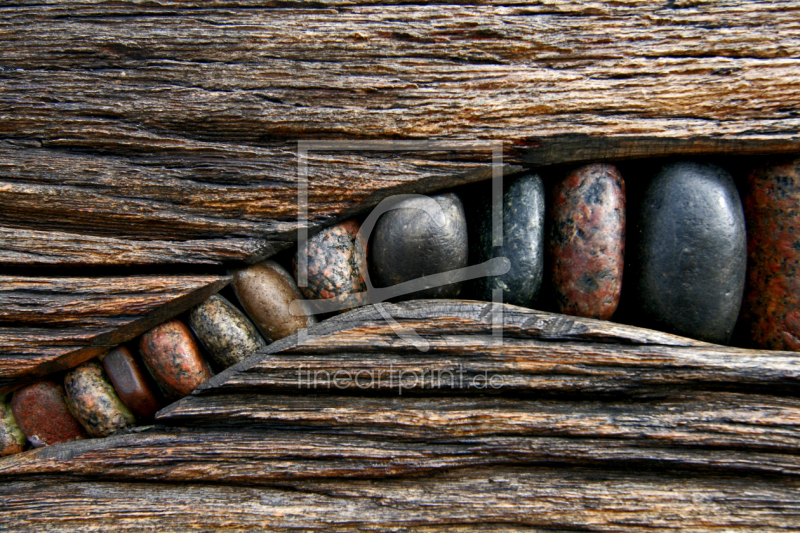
top-left (2, 156), bottom-right (800, 456)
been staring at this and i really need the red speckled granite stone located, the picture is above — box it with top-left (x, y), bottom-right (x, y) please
top-left (64, 360), bottom-right (136, 438)
top-left (102, 346), bottom-right (162, 419)
top-left (548, 164), bottom-right (626, 320)
top-left (294, 219), bottom-right (367, 311)
top-left (741, 158), bottom-right (800, 350)
top-left (139, 320), bottom-right (212, 401)
top-left (10, 380), bottom-right (86, 448)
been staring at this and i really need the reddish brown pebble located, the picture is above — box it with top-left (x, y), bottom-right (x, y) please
top-left (11, 380), bottom-right (86, 448)
top-left (232, 260), bottom-right (317, 342)
top-left (548, 163), bottom-right (625, 320)
top-left (294, 219), bottom-right (367, 311)
top-left (64, 360), bottom-right (136, 438)
top-left (139, 320), bottom-right (212, 401)
top-left (741, 158), bottom-right (800, 350)
top-left (102, 346), bottom-right (162, 419)
top-left (0, 393), bottom-right (26, 456)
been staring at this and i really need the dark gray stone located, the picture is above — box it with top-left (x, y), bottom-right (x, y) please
top-left (635, 161), bottom-right (746, 344)
top-left (471, 174), bottom-right (546, 307)
top-left (369, 193), bottom-right (468, 300)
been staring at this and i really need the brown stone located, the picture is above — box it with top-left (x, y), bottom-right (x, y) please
top-left (10, 380), bottom-right (86, 448)
top-left (189, 294), bottom-right (267, 369)
top-left (741, 158), bottom-right (800, 350)
top-left (0, 394), bottom-right (26, 456)
top-left (64, 360), bottom-right (136, 438)
top-left (548, 164), bottom-right (626, 320)
top-left (232, 260), bottom-right (317, 342)
top-left (101, 346), bottom-right (162, 419)
top-left (139, 320), bottom-right (212, 401)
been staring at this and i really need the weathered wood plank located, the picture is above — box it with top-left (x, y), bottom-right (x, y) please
top-left (0, 141), bottom-right (511, 265)
top-left (156, 392), bottom-right (800, 455)
top-left (187, 301), bottom-right (800, 397)
top-left (5, 392), bottom-right (800, 481)
top-left (0, 274), bottom-right (229, 392)
top-left (2, 1), bottom-right (799, 265)
top-left (1, 468), bottom-right (798, 531)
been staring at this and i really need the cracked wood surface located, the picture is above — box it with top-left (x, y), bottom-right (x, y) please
top-left (181, 300), bottom-right (800, 397)
top-left (1, 468), bottom-right (799, 531)
top-left (2, 0), bottom-right (800, 265)
top-left (0, 274), bottom-right (229, 392)
top-left (5, 391), bottom-right (800, 480)
top-left (2, 303), bottom-right (800, 526)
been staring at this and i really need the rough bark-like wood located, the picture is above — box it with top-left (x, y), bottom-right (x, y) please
top-left (2, 1), bottom-right (800, 265)
top-left (2, 468), bottom-right (799, 532)
top-left (185, 300), bottom-right (800, 397)
top-left (0, 275), bottom-right (229, 392)
top-left (157, 392), bottom-right (800, 453)
top-left (0, 140), bottom-right (513, 266)
top-left (5, 391), bottom-right (800, 480)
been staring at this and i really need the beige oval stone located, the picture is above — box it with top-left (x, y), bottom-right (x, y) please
top-left (232, 260), bottom-right (317, 342)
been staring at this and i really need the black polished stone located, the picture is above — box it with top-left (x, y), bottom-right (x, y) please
top-left (470, 174), bottom-right (546, 307)
top-left (369, 193), bottom-right (468, 300)
top-left (635, 161), bottom-right (746, 344)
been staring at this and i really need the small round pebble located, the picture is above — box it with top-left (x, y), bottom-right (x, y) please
top-left (369, 193), bottom-right (468, 300)
top-left (139, 320), bottom-right (213, 401)
top-left (548, 164), bottom-right (625, 320)
top-left (232, 260), bottom-right (318, 342)
top-left (190, 293), bottom-right (267, 369)
top-left (64, 360), bottom-right (136, 438)
top-left (740, 157), bottom-right (800, 350)
top-left (294, 219), bottom-right (367, 310)
top-left (0, 393), bottom-right (26, 456)
top-left (102, 346), bottom-right (162, 419)
top-left (11, 380), bottom-right (86, 448)
top-left (635, 162), bottom-right (746, 344)
top-left (471, 174), bottom-right (545, 307)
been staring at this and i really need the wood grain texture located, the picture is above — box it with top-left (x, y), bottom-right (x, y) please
top-left (183, 300), bottom-right (800, 397)
top-left (0, 274), bottom-right (229, 392)
top-left (2, 0), bottom-right (800, 265)
top-left (157, 393), bottom-right (800, 454)
top-left (1, 468), bottom-right (799, 531)
top-left (5, 390), bottom-right (800, 480)
top-left (0, 141), bottom-right (510, 266)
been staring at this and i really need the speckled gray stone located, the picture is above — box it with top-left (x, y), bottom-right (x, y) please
top-left (64, 360), bottom-right (136, 438)
top-left (369, 193), bottom-right (468, 300)
top-left (190, 293), bottom-right (267, 369)
top-left (0, 393), bottom-right (26, 456)
top-left (636, 161), bottom-right (746, 344)
top-left (471, 174), bottom-right (546, 307)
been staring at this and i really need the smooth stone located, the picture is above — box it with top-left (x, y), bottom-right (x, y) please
top-left (10, 380), bottom-right (86, 448)
top-left (232, 260), bottom-right (318, 342)
top-left (548, 164), bottom-right (625, 320)
top-left (740, 158), bottom-right (800, 350)
top-left (102, 346), bottom-right (162, 420)
top-left (189, 293), bottom-right (267, 369)
top-left (139, 320), bottom-right (213, 401)
top-left (471, 174), bottom-right (545, 307)
top-left (64, 360), bottom-right (136, 438)
top-left (370, 193), bottom-right (468, 300)
top-left (294, 219), bottom-right (367, 310)
top-left (636, 161), bottom-right (746, 344)
top-left (0, 393), bottom-right (26, 456)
